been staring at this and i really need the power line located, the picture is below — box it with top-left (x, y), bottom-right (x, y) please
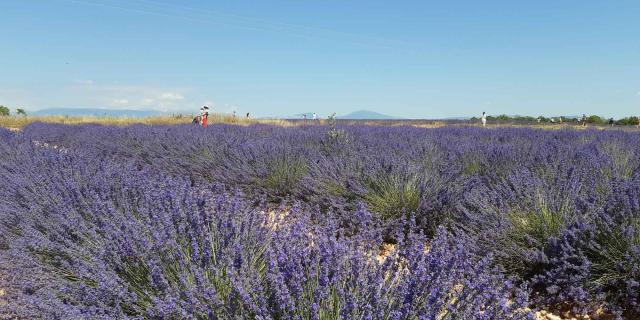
top-left (53, 0), bottom-right (426, 51)
top-left (127, 0), bottom-right (414, 47)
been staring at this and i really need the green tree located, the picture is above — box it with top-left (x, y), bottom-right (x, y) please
top-left (16, 108), bottom-right (27, 116)
top-left (615, 116), bottom-right (639, 126)
top-left (587, 115), bottom-right (604, 124)
top-left (537, 116), bottom-right (550, 122)
top-left (0, 105), bottom-right (10, 116)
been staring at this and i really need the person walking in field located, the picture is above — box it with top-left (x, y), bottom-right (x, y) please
top-left (481, 112), bottom-right (487, 127)
top-left (609, 118), bottom-right (614, 127)
top-left (313, 112), bottom-right (319, 124)
top-left (581, 114), bottom-right (587, 127)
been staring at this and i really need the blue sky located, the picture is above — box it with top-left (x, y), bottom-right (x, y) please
top-left (1, 0), bottom-right (639, 118)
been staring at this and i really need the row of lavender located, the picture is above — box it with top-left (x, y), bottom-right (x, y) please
top-left (2, 123), bottom-right (639, 318)
top-left (1, 126), bottom-right (529, 319)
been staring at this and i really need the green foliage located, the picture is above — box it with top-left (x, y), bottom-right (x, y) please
top-left (323, 180), bottom-right (350, 198)
top-left (518, 115), bottom-right (538, 122)
top-left (500, 207), bottom-right (567, 275)
top-left (537, 116), bottom-right (550, 122)
top-left (116, 258), bottom-right (155, 314)
top-left (477, 114), bottom-right (640, 125)
top-left (599, 141), bottom-right (638, 178)
top-left (16, 108), bottom-right (27, 116)
top-left (326, 112), bottom-right (348, 142)
top-left (484, 114), bottom-right (566, 123)
top-left (586, 115), bottom-right (605, 124)
top-left (321, 112), bottom-right (350, 155)
top-left (0, 105), bottom-right (10, 116)
top-left (490, 114), bottom-right (512, 121)
top-left (363, 173), bottom-right (421, 220)
top-left (463, 160), bottom-right (484, 175)
top-left (560, 116), bottom-right (577, 122)
top-left (499, 194), bottom-right (573, 276)
top-left (487, 114), bottom-right (537, 122)
top-left (263, 156), bottom-right (309, 196)
top-left (615, 116), bottom-right (640, 126)
top-left (509, 208), bottom-right (565, 246)
top-left (588, 217), bottom-right (640, 290)
top-left (460, 153), bottom-right (487, 176)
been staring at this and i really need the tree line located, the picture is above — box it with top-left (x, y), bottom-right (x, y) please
top-left (471, 114), bottom-right (639, 126)
top-left (1, 105), bottom-right (638, 126)
top-left (0, 105), bottom-right (27, 116)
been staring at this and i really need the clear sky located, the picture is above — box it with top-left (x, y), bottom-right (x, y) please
top-left (1, 0), bottom-right (639, 118)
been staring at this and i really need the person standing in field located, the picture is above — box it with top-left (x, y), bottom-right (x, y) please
top-left (200, 106), bottom-right (209, 127)
top-left (609, 118), bottom-right (614, 127)
top-left (313, 112), bottom-right (318, 124)
top-left (246, 112), bottom-right (250, 119)
top-left (581, 114), bottom-right (587, 127)
top-left (481, 112), bottom-right (487, 127)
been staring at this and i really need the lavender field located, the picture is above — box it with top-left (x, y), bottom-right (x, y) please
top-left (1, 123), bottom-right (639, 319)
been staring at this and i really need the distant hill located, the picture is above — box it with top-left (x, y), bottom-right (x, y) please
top-left (338, 110), bottom-right (397, 120)
top-left (33, 108), bottom-right (166, 117)
top-left (439, 116), bottom-right (472, 120)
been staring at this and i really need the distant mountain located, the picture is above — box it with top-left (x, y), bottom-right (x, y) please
top-left (338, 110), bottom-right (397, 120)
top-left (439, 116), bottom-right (472, 120)
top-left (33, 108), bottom-right (166, 117)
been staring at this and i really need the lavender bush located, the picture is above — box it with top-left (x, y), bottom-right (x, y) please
top-left (0, 133), bottom-right (530, 318)
top-left (3, 122), bottom-right (640, 317)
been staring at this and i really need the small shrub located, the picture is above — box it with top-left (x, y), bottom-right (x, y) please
top-left (509, 207), bottom-right (566, 246)
top-left (501, 207), bottom-right (567, 275)
top-left (588, 217), bottom-right (640, 300)
top-left (363, 173), bottom-right (421, 220)
top-left (599, 141), bottom-right (637, 178)
top-left (0, 105), bottom-right (9, 116)
top-left (263, 156), bottom-right (309, 196)
top-left (321, 112), bottom-right (350, 154)
top-left (529, 217), bottom-right (640, 317)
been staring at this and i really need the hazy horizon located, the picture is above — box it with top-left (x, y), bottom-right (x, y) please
top-left (24, 107), bottom-right (598, 120)
top-left (1, 1), bottom-right (639, 118)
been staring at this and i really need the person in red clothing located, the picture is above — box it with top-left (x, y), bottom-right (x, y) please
top-left (200, 106), bottom-right (209, 127)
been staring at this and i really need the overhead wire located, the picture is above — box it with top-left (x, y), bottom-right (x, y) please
top-left (53, 0), bottom-right (426, 51)
top-left (126, 0), bottom-right (418, 48)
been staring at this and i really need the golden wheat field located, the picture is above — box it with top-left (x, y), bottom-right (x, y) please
top-left (2, 114), bottom-right (637, 132)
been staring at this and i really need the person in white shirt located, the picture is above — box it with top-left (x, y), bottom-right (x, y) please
top-left (481, 112), bottom-right (487, 127)
top-left (313, 112), bottom-right (318, 123)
